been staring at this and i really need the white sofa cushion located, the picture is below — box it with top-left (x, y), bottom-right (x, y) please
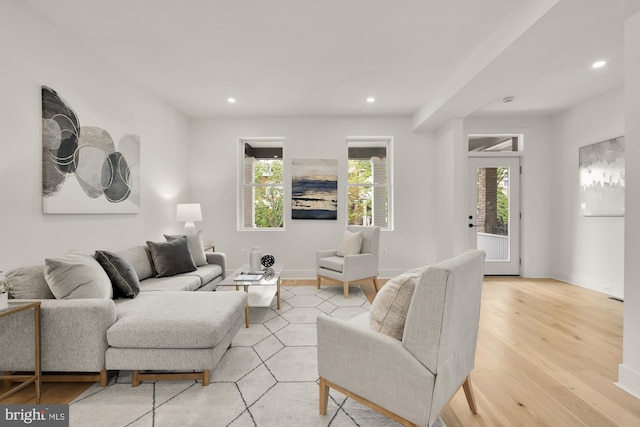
top-left (184, 264), bottom-right (222, 286)
top-left (138, 275), bottom-right (201, 292)
top-left (108, 291), bottom-right (246, 349)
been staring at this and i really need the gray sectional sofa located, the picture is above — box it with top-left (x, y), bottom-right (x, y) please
top-left (0, 244), bottom-right (247, 387)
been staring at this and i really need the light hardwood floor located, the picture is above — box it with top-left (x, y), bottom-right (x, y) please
top-left (2, 277), bottom-right (639, 427)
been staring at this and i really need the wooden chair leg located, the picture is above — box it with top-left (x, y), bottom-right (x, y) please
top-left (462, 375), bottom-right (478, 414)
top-left (203, 370), bottom-right (210, 386)
top-left (132, 370), bottom-right (140, 388)
top-left (317, 276), bottom-right (321, 289)
top-left (343, 282), bottom-right (349, 298)
top-left (319, 377), bottom-right (329, 415)
top-left (372, 278), bottom-right (379, 292)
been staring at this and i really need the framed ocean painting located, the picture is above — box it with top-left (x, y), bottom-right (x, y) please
top-left (291, 159), bottom-right (337, 220)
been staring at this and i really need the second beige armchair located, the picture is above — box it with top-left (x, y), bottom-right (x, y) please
top-left (316, 225), bottom-right (380, 298)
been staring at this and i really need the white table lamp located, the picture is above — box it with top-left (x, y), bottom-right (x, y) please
top-left (176, 203), bottom-right (202, 235)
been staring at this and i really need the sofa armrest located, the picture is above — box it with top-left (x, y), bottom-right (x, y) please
top-left (0, 298), bottom-right (116, 372)
top-left (206, 251), bottom-right (227, 279)
top-left (317, 315), bottom-right (433, 425)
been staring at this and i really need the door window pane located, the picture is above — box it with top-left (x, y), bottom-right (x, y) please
top-left (476, 166), bottom-right (509, 260)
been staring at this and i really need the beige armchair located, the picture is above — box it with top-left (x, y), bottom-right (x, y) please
top-left (317, 250), bottom-right (486, 427)
top-left (316, 225), bottom-right (380, 298)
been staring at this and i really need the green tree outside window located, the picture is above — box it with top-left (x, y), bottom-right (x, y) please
top-left (254, 160), bottom-right (284, 228)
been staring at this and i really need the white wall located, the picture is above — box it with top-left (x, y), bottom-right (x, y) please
top-left (463, 116), bottom-right (553, 278)
top-left (550, 88), bottom-right (625, 297)
top-left (0, 2), bottom-right (190, 270)
top-left (619, 6), bottom-right (640, 399)
top-left (188, 116), bottom-right (436, 278)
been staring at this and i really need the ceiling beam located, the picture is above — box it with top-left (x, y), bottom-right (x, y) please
top-left (412, 0), bottom-right (559, 132)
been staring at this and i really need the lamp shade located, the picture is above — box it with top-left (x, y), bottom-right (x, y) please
top-left (176, 203), bottom-right (202, 222)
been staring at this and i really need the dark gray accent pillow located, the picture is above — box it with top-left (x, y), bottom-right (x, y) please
top-left (164, 231), bottom-right (207, 267)
top-left (146, 237), bottom-right (197, 278)
top-left (95, 250), bottom-right (140, 298)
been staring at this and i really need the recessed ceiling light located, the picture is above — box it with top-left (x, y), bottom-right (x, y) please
top-left (592, 60), bottom-right (606, 69)
top-left (227, 97), bottom-right (236, 103)
top-left (366, 97), bottom-right (375, 103)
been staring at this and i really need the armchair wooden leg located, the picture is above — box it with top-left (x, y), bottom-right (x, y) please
top-left (343, 282), bottom-right (349, 298)
top-left (317, 276), bottom-right (321, 289)
top-left (372, 278), bottom-right (379, 292)
top-left (462, 375), bottom-right (478, 414)
top-left (319, 377), bottom-right (329, 415)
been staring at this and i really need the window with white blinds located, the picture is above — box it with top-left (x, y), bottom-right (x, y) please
top-left (347, 138), bottom-right (392, 230)
top-left (239, 138), bottom-right (284, 230)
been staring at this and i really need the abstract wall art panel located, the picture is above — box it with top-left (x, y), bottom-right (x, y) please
top-left (42, 86), bottom-right (140, 214)
top-left (579, 136), bottom-right (625, 217)
top-left (292, 159), bottom-right (338, 220)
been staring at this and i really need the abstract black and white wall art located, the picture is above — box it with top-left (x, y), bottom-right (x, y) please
top-left (42, 86), bottom-right (140, 214)
top-left (291, 159), bottom-right (338, 220)
top-left (579, 136), bottom-right (625, 217)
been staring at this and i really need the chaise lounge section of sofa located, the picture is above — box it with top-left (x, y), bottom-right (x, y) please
top-left (0, 241), bottom-right (246, 387)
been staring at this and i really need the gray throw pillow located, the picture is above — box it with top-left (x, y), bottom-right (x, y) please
top-left (116, 246), bottom-right (154, 280)
top-left (146, 237), bottom-right (197, 278)
top-left (44, 250), bottom-right (113, 299)
top-left (6, 265), bottom-right (55, 299)
top-left (95, 250), bottom-right (140, 298)
top-left (164, 231), bottom-right (207, 267)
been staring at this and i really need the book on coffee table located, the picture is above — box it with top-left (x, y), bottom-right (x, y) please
top-left (234, 273), bottom-right (263, 281)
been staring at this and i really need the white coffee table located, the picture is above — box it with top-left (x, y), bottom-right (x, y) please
top-left (218, 263), bottom-right (284, 328)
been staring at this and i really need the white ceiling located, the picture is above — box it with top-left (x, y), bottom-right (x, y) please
top-left (26, 0), bottom-right (627, 130)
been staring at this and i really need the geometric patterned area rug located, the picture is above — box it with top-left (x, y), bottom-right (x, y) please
top-left (70, 285), bottom-right (446, 427)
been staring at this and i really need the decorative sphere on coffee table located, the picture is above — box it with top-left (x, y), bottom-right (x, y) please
top-left (261, 254), bottom-right (275, 268)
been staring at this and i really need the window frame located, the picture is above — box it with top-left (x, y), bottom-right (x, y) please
top-left (346, 136), bottom-right (393, 231)
top-left (238, 137), bottom-right (286, 231)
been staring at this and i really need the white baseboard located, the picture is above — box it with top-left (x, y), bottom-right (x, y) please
top-left (617, 364), bottom-right (640, 399)
top-left (551, 269), bottom-right (624, 300)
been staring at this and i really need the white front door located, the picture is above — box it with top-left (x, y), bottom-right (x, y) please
top-left (467, 157), bottom-right (520, 275)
